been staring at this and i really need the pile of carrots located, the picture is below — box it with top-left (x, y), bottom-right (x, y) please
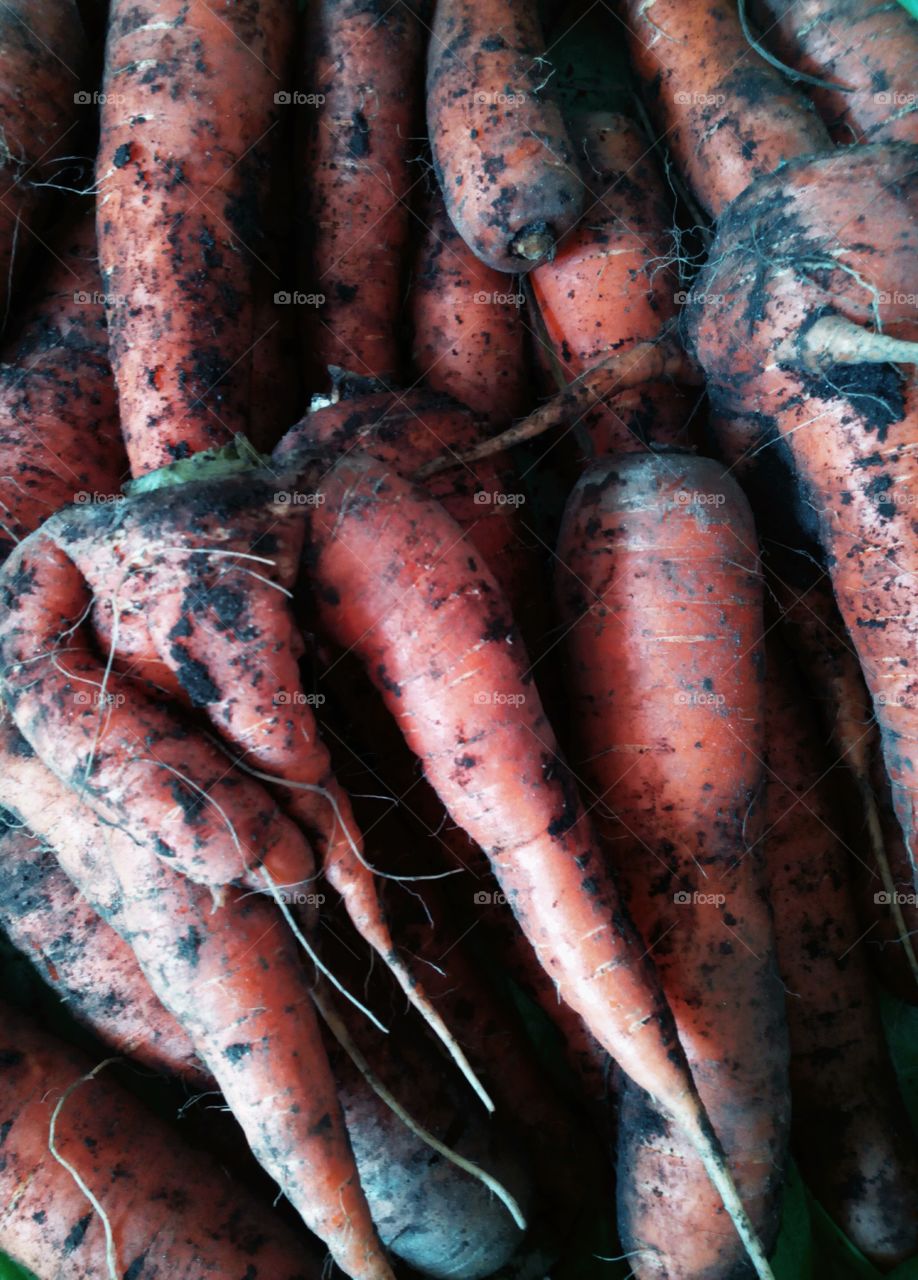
top-left (0, 0), bottom-right (916, 1277)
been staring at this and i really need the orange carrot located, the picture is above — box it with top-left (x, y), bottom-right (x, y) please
top-left (427, 0), bottom-right (584, 271)
top-left (0, 1002), bottom-right (320, 1280)
top-left (96, 0), bottom-right (294, 475)
top-left (556, 451), bottom-right (788, 1279)
top-left (299, 0), bottom-right (424, 384)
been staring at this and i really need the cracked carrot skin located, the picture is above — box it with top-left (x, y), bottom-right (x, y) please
top-left (0, 1), bottom-right (86, 328)
top-left (427, 0), bottom-right (584, 272)
top-left (749, 0), bottom-right (918, 145)
top-left (688, 143), bottom-right (918, 884)
top-left (0, 1003), bottom-right (320, 1280)
top-left (0, 211), bottom-right (125, 563)
top-left (0, 528), bottom-right (315, 894)
top-left (764, 644), bottom-right (918, 1269)
top-left (410, 188), bottom-right (528, 423)
top-left (303, 450), bottom-right (733, 1175)
top-left (529, 112), bottom-right (696, 454)
top-left (0, 718), bottom-right (396, 1280)
top-left (555, 452), bottom-right (788, 1279)
top-left (617, 0), bottom-right (829, 219)
top-left (300, 0), bottom-right (424, 384)
top-left (96, 0), bottom-right (293, 476)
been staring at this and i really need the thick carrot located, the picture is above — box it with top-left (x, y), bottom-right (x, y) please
top-left (0, 804), bottom-right (206, 1086)
top-left (764, 642), bottom-right (918, 1267)
top-left (555, 451), bottom-right (788, 1278)
top-left (299, 0), bottom-right (424, 384)
top-left (617, 0), bottom-right (829, 218)
top-left (427, 0), bottom-right (584, 271)
top-left (410, 188), bottom-right (528, 422)
top-left (529, 112), bottom-right (697, 454)
top-left (0, 697), bottom-right (396, 1280)
top-left (96, 0), bottom-right (293, 475)
top-left (302, 447), bottom-right (780, 1277)
top-left (749, 0), bottom-right (918, 145)
top-left (688, 142), bottom-right (918, 887)
top-left (0, 210), bottom-right (125, 563)
top-left (0, 1002), bottom-right (319, 1280)
top-left (0, 1), bottom-right (86, 329)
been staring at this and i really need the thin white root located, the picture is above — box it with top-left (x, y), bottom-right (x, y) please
top-left (260, 865), bottom-right (390, 1034)
top-left (792, 316), bottom-right (918, 371)
top-left (312, 986), bottom-right (526, 1231)
top-left (48, 1059), bottom-right (121, 1280)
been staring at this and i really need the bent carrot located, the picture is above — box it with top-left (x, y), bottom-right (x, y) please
top-left (427, 0), bottom-right (583, 271)
top-left (556, 451), bottom-right (788, 1278)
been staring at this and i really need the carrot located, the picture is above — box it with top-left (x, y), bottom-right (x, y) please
top-left (555, 451), bottom-right (788, 1278)
top-left (0, 1002), bottom-right (320, 1280)
top-left (299, 0), bottom-right (424, 385)
top-left (0, 676), bottom-right (396, 1280)
top-left (96, 0), bottom-right (294, 476)
top-left (0, 1), bottom-right (86, 330)
top-left (687, 141), bottom-right (918, 887)
top-left (529, 111), bottom-right (698, 454)
top-left (427, 0), bottom-right (584, 271)
top-left (763, 641), bottom-right (918, 1268)
top-left (748, 0), bottom-right (918, 145)
top-left (0, 210), bottom-right (125, 564)
top-left (410, 187), bottom-right (528, 422)
top-left (617, 0), bottom-right (829, 218)
top-left (302, 447), bottom-right (781, 1277)
top-left (0, 802), bottom-right (206, 1086)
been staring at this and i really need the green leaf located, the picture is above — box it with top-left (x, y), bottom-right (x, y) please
top-left (772, 1161), bottom-right (813, 1280)
top-left (808, 1196), bottom-right (880, 1280)
top-left (0, 1257), bottom-right (37, 1280)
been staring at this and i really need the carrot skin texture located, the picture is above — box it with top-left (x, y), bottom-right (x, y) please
top-left (764, 647), bottom-right (918, 1268)
top-left (0, 710), bottom-right (395, 1280)
top-left (97, 0), bottom-right (293, 475)
top-left (427, 0), bottom-right (584, 271)
top-left (0, 1003), bottom-right (319, 1280)
top-left (616, 0), bottom-right (829, 218)
top-left (0, 808), bottom-right (206, 1085)
top-left (556, 453), bottom-right (788, 1278)
top-left (749, 0), bottom-right (918, 145)
top-left (0, 212), bottom-right (125, 562)
top-left (689, 142), bottom-right (918, 885)
top-left (300, 0), bottom-right (423, 383)
top-left (303, 451), bottom-right (742, 1182)
top-left (0, 1), bottom-right (86, 326)
top-left (410, 189), bottom-right (528, 422)
top-left (529, 113), bottom-right (696, 453)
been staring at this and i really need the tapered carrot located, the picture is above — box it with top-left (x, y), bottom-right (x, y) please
top-left (764, 642), bottom-right (918, 1267)
top-left (749, 0), bottom-right (918, 145)
top-left (427, 0), bottom-right (584, 271)
top-left (302, 447), bottom-right (780, 1278)
top-left (617, 0), bottom-right (829, 218)
top-left (410, 188), bottom-right (528, 422)
top-left (96, 0), bottom-right (294, 475)
top-left (556, 451), bottom-right (788, 1278)
top-left (299, 0), bottom-right (424, 384)
top-left (0, 1002), bottom-right (319, 1280)
top-left (0, 210), bottom-right (125, 564)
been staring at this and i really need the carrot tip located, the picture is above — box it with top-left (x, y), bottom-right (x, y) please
top-left (510, 221), bottom-right (556, 263)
